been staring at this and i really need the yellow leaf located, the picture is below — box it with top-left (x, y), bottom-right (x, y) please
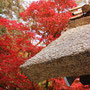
top-left (18, 51), bottom-right (23, 56)
top-left (24, 52), bottom-right (29, 58)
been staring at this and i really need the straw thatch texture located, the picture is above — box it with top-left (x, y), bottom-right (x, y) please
top-left (20, 24), bottom-right (90, 83)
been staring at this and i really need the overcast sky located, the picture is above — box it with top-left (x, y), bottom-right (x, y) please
top-left (24, 0), bottom-right (38, 3)
top-left (31, 0), bottom-right (38, 1)
top-left (25, 0), bottom-right (89, 5)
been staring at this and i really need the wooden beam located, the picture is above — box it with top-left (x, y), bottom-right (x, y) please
top-left (70, 14), bottom-right (83, 20)
top-left (69, 6), bottom-right (82, 12)
top-left (69, 4), bottom-right (90, 12)
top-left (73, 10), bottom-right (82, 15)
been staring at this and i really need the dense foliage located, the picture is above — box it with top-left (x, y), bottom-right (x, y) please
top-left (20, 0), bottom-right (76, 45)
top-left (0, 18), bottom-right (42, 89)
top-left (0, 0), bottom-right (90, 89)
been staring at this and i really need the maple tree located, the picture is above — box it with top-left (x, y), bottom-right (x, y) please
top-left (0, 0), bottom-right (90, 89)
top-left (0, 18), bottom-right (42, 89)
top-left (20, 0), bottom-right (76, 45)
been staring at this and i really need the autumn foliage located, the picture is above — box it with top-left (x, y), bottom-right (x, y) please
top-left (0, 18), bottom-right (42, 89)
top-left (0, 0), bottom-right (90, 89)
top-left (20, 0), bottom-right (76, 45)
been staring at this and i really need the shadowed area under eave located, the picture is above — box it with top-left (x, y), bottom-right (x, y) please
top-left (20, 24), bottom-right (90, 83)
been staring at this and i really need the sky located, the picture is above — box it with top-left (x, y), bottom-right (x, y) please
top-left (24, 0), bottom-right (38, 3)
top-left (31, 0), bottom-right (38, 1)
top-left (25, 0), bottom-right (89, 5)
top-left (23, 0), bottom-right (39, 8)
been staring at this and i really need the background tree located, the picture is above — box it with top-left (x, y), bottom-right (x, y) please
top-left (0, 0), bottom-right (25, 19)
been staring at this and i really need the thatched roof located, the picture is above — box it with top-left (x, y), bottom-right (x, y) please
top-left (68, 15), bottom-right (90, 28)
top-left (20, 24), bottom-right (90, 83)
